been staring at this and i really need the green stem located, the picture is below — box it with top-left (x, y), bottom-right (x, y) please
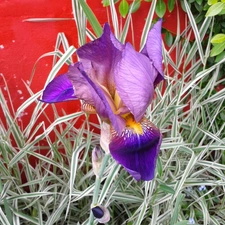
top-left (88, 153), bottom-right (110, 224)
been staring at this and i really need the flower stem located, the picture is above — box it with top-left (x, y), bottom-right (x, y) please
top-left (88, 153), bottom-right (110, 224)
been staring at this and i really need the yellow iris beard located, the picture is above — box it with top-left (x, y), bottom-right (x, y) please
top-left (125, 115), bottom-right (143, 135)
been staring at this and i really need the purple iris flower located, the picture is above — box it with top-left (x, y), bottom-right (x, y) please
top-left (41, 20), bottom-right (164, 181)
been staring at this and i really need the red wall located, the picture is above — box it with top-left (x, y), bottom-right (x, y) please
top-left (0, 0), bottom-right (186, 128)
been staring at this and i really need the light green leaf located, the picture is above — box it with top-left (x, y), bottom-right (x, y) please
top-left (219, 8), bottom-right (225, 15)
top-left (119, 0), bottom-right (129, 18)
top-left (156, 0), bottom-right (166, 18)
top-left (206, 2), bottom-right (225, 17)
top-left (211, 33), bottom-right (225, 43)
top-left (207, 0), bottom-right (218, 5)
top-left (210, 42), bottom-right (225, 57)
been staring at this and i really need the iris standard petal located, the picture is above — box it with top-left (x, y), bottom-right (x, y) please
top-left (41, 74), bottom-right (76, 103)
top-left (115, 43), bottom-right (156, 122)
top-left (76, 23), bottom-right (124, 95)
top-left (141, 19), bottom-right (164, 86)
top-left (68, 62), bottom-right (96, 106)
top-left (109, 118), bottom-right (162, 181)
top-left (69, 63), bottom-right (125, 134)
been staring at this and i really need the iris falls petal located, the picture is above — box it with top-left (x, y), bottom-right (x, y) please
top-left (109, 118), bottom-right (162, 181)
top-left (41, 74), bottom-right (76, 103)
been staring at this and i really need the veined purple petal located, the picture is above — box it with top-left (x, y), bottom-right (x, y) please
top-left (141, 19), bottom-right (164, 86)
top-left (76, 23), bottom-right (124, 95)
top-left (115, 43), bottom-right (156, 122)
top-left (41, 74), bottom-right (76, 103)
top-left (68, 62), bottom-right (96, 106)
top-left (109, 118), bottom-right (162, 181)
top-left (68, 63), bottom-right (125, 134)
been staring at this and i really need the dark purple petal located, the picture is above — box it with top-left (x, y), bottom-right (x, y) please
top-left (41, 74), bottom-right (76, 103)
top-left (109, 118), bottom-right (162, 181)
top-left (68, 63), bottom-right (125, 134)
top-left (92, 206), bottom-right (104, 219)
top-left (92, 205), bottom-right (110, 223)
top-left (115, 43), bottom-right (156, 122)
top-left (141, 19), bottom-right (164, 86)
top-left (76, 23), bottom-right (124, 95)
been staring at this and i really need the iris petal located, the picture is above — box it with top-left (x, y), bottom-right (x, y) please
top-left (68, 63), bottom-right (125, 134)
top-left (41, 74), bottom-right (76, 103)
top-left (76, 23), bottom-right (124, 95)
top-left (68, 62), bottom-right (96, 106)
top-left (141, 19), bottom-right (164, 86)
top-left (115, 43), bottom-right (156, 122)
top-left (109, 118), bottom-right (162, 181)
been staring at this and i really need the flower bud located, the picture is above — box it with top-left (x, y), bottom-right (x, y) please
top-left (92, 146), bottom-right (104, 177)
top-left (100, 122), bottom-right (111, 154)
top-left (91, 205), bottom-right (110, 223)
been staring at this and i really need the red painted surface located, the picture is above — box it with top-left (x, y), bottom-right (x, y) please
top-left (0, 1), bottom-right (187, 161)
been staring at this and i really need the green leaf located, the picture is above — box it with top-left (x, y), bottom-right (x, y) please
top-left (168, 0), bottom-right (175, 12)
top-left (220, 111), bottom-right (225, 121)
top-left (102, 0), bottom-right (110, 6)
top-left (196, 0), bottom-right (203, 5)
top-left (165, 31), bottom-right (174, 46)
top-left (159, 184), bottom-right (175, 194)
top-left (180, 0), bottom-right (186, 12)
top-left (207, 0), bottom-right (218, 5)
top-left (78, 0), bottom-right (102, 37)
top-left (211, 34), bottom-right (225, 43)
top-left (206, 2), bottom-right (225, 17)
top-left (194, 2), bottom-right (203, 12)
top-left (156, 0), bottom-right (166, 18)
top-left (130, 0), bottom-right (141, 13)
top-left (219, 8), bottom-right (225, 15)
top-left (119, 0), bottom-right (129, 18)
top-left (215, 51), bottom-right (225, 62)
top-left (210, 42), bottom-right (225, 57)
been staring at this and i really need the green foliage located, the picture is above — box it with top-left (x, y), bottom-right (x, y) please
top-left (210, 41), bottom-right (225, 56)
top-left (180, 0), bottom-right (225, 85)
top-left (156, 0), bottom-right (167, 18)
top-left (119, 0), bottom-right (129, 18)
top-left (168, 0), bottom-right (176, 12)
top-left (165, 30), bottom-right (174, 46)
top-left (206, 2), bottom-right (225, 16)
